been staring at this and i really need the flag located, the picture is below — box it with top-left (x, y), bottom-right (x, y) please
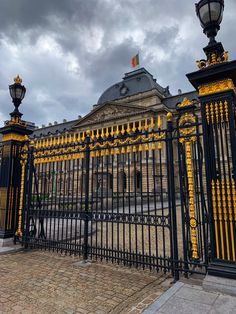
top-left (132, 53), bottom-right (139, 68)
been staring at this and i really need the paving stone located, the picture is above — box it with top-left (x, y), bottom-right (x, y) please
top-left (175, 285), bottom-right (218, 305)
top-left (159, 296), bottom-right (211, 314)
top-left (210, 295), bottom-right (236, 314)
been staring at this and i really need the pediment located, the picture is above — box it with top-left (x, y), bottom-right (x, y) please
top-left (74, 103), bottom-right (146, 128)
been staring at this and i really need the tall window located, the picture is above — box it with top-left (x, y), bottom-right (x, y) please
top-left (135, 170), bottom-right (141, 191)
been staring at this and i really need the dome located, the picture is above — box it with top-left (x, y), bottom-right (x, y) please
top-left (97, 67), bottom-right (171, 105)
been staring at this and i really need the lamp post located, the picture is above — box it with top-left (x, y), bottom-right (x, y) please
top-left (186, 1), bottom-right (236, 278)
top-left (195, 0), bottom-right (227, 68)
top-left (196, 0), bottom-right (224, 44)
top-left (9, 75), bottom-right (26, 120)
top-left (0, 76), bottom-right (32, 245)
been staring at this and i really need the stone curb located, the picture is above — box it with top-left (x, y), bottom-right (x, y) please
top-left (0, 246), bottom-right (24, 255)
top-left (142, 281), bottom-right (184, 314)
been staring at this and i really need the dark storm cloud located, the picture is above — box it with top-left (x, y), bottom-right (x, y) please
top-left (0, 0), bottom-right (235, 126)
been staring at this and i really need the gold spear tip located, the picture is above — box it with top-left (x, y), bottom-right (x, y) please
top-left (166, 112), bottom-right (173, 122)
top-left (14, 75), bottom-right (22, 84)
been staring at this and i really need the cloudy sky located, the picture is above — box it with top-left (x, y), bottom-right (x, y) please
top-left (0, 0), bottom-right (235, 127)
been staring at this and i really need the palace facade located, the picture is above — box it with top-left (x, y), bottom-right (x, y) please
top-left (28, 67), bottom-right (199, 199)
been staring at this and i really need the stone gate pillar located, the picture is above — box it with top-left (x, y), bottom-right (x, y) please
top-left (0, 76), bottom-right (32, 246)
top-left (187, 43), bottom-right (236, 278)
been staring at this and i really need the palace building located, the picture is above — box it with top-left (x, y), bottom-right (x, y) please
top-left (28, 67), bottom-right (199, 198)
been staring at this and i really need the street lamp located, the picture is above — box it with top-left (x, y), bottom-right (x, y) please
top-left (9, 75), bottom-right (26, 118)
top-left (196, 0), bottom-right (224, 45)
top-left (195, 0), bottom-right (226, 66)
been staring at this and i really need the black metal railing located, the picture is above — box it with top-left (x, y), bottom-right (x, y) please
top-left (18, 112), bottom-right (209, 279)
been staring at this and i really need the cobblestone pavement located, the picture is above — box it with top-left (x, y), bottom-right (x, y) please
top-left (0, 250), bottom-right (172, 314)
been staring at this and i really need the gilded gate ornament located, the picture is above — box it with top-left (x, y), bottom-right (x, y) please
top-left (179, 113), bottom-right (196, 139)
top-left (177, 97), bottom-right (194, 109)
top-left (198, 79), bottom-right (235, 96)
top-left (211, 179), bottom-right (236, 261)
top-left (196, 51), bottom-right (229, 70)
top-left (178, 109), bottom-right (199, 260)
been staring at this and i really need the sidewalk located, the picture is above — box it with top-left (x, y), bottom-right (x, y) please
top-left (143, 280), bottom-right (236, 314)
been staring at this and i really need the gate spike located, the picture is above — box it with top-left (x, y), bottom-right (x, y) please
top-left (127, 123), bottom-right (131, 134)
top-left (69, 134), bottom-right (72, 143)
top-left (157, 116), bottom-right (162, 129)
top-left (224, 100), bottom-right (229, 122)
top-left (91, 130), bottom-right (95, 140)
top-left (111, 126), bottom-right (114, 137)
top-left (151, 117), bottom-right (155, 130)
top-left (138, 120), bottom-right (142, 132)
top-left (116, 125), bottom-right (119, 136)
top-left (144, 119), bottom-right (149, 131)
top-left (121, 124), bottom-right (125, 135)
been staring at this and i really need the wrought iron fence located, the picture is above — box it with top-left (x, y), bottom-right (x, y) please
top-left (18, 108), bottom-right (209, 279)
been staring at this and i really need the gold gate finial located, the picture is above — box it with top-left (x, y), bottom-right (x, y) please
top-left (178, 97), bottom-right (193, 108)
top-left (166, 112), bottom-right (173, 122)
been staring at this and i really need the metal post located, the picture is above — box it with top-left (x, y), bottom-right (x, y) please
top-left (166, 113), bottom-right (179, 281)
top-left (24, 147), bottom-right (34, 248)
top-left (83, 131), bottom-right (91, 261)
top-left (187, 57), bottom-right (236, 278)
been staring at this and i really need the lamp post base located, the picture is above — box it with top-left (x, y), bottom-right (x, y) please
top-left (0, 229), bottom-right (15, 239)
top-left (208, 261), bottom-right (236, 279)
top-left (0, 236), bottom-right (14, 248)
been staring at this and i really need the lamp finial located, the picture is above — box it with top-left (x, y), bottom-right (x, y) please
top-left (14, 75), bottom-right (22, 84)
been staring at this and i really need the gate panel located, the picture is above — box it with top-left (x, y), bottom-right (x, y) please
top-left (176, 100), bottom-right (209, 274)
top-left (18, 112), bottom-right (209, 277)
top-left (87, 126), bottom-right (173, 272)
top-left (22, 141), bottom-right (88, 255)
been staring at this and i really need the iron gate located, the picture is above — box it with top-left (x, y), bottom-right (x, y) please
top-left (18, 105), bottom-right (209, 279)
